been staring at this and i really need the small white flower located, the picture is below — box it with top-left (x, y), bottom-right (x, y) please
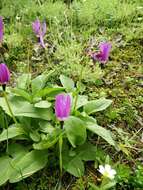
top-left (98, 164), bottom-right (116, 179)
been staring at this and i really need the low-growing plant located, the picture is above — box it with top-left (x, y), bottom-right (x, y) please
top-left (0, 67), bottom-right (116, 186)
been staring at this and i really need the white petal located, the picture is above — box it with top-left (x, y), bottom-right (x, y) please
top-left (108, 169), bottom-right (116, 179)
top-left (105, 164), bottom-right (112, 172)
top-left (98, 165), bottom-right (105, 174)
top-left (110, 169), bottom-right (116, 175)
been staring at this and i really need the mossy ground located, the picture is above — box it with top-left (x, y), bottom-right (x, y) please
top-left (0, 0), bottom-right (143, 189)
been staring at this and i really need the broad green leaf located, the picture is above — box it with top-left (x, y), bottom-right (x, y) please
top-left (75, 95), bottom-right (88, 109)
top-left (60, 75), bottom-right (75, 92)
top-left (75, 143), bottom-right (96, 161)
top-left (34, 100), bottom-right (51, 108)
top-left (34, 87), bottom-right (64, 98)
top-left (0, 156), bottom-right (11, 186)
top-left (86, 121), bottom-right (116, 147)
top-left (8, 144), bottom-right (29, 159)
top-left (31, 74), bottom-right (49, 94)
top-left (39, 121), bottom-right (55, 133)
top-left (17, 74), bottom-right (31, 90)
top-left (63, 155), bottom-right (84, 177)
top-left (64, 116), bottom-right (87, 147)
top-left (9, 150), bottom-right (48, 183)
top-left (76, 81), bottom-right (86, 93)
top-left (84, 98), bottom-right (112, 114)
top-left (0, 145), bottom-right (29, 186)
top-left (0, 96), bottom-right (53, 120)
top-left (33, 129), bottom-right (62, 150)
top-left (63, 143), bottom-right (97, 177)
top-left (11, 88), bottom-right (32, 102)
top-left (0, 124), bottom-right (25, 142)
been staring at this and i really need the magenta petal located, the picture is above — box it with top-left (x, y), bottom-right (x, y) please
top-left (0, 63), bottom-right (10, 84)
top-left (0, 16), bottom-right (4, 43)
top-left (91, 52), bottom-right (103, 62)
top-left (39, 35), bottom-right (46, 48)
top-left (42, 21), bottom-right (46, 36)
top-left (99, 42), bottom-right (111, 63)
top-left (55, 94), bottom-right (63, 119)
top-left (32, 19), bottom-right (41, 36)
top-left (32, 19), bottom-right (46, 48)
top-left (55, 93), bottom-right (71, 121)
top-left (90, 42), bottom-right (111, 64)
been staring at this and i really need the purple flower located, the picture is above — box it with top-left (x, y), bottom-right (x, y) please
top-left (32, 19), bottom-right (46, 48)
top-left (0, 63), bottom-right (10, 85)
top-left (55, 93), bottom-right (71, 121)
top-left (91, 42), bottom-right (111, 64)
top-left (0, 16), bottom-right (4, 43)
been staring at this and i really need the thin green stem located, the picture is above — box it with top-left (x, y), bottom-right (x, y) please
top-left (73, 65), bottom-right (84, 111)
top-left (9, 161), bottom-right (29, 190)
top-left (4, 114), bottom-right (9, 154)
top-left (59, 134), bottom-right (63, 178)
top-left (59, 120), bottom-right (64, 179)
top-left (3, 91), bottom-right (18, 125)
top-left (27, 44), bottom-right (30, 74)
top-left (37, 0), bottom-right (42, 6)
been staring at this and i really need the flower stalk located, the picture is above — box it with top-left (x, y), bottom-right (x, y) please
top-left (3, 91), bottom-right (18, 125)
top-left (59, 133), bottom-right (63, 178)
top-left (73, 63), bottom-right (84, 111)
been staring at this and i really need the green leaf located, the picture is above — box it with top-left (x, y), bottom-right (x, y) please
top-left (64, 116), bottom-right (87, 147)
top-left (31, 74), bottom-right (49, 94)
top-left (63, 143), bottom-right (97, 177)
top-left (60, 75), bottom-right (75, 92)
top-left (85, 120), bottom-right (115, 147)
top-left (9, 150), bottom-right (48, 183)
top-left (39, 121), bottom-right (55, 133)
top-left (17, 74), bottom-right (31, 90)
top-left (75, 95), bottom-right (88, 109)
top-left (11, 88), bottom-right (32, 102)
top-left (31, 71), bottom-right (55, 94)
top-left (0, 145), bottom-right (29, 186)
top-left (84, 98), bottom-right (112, 114)
top-left (34, 87), bottom-right (64, 98)
top-left (0, 96), bottom-right (53, 120)
top-left (31, 70), bottom-right (54, 95)
top-left (75, 143), bottom-right (96, 161)
top-left (33, 128), bottom-right (62, 150)
top-left (34, 100), bottom-right (51, 108)
top-left (8, 144), bottom-right (29, 159)
top-left (63, 155), bottom-right (84, 177)
top-left (0, 124), bottom-right (25, 142)
top-left (0, 156), bottom-right (11, 186)
top-left (30, 131), bottom-right (41, 142)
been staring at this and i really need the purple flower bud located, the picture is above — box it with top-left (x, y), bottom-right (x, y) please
top-left (32, 19), bottom-right (46, 48)
top-left (91, 42), bottom-right (111, 64)
top-left (32, 19), bottom-right (41, 36)
top-left (0, 16), bottom-right (4, 43)
top-left (0, 63), bottom-right (10, 85)
top-left (55, 93), bottom-right (71, 121)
